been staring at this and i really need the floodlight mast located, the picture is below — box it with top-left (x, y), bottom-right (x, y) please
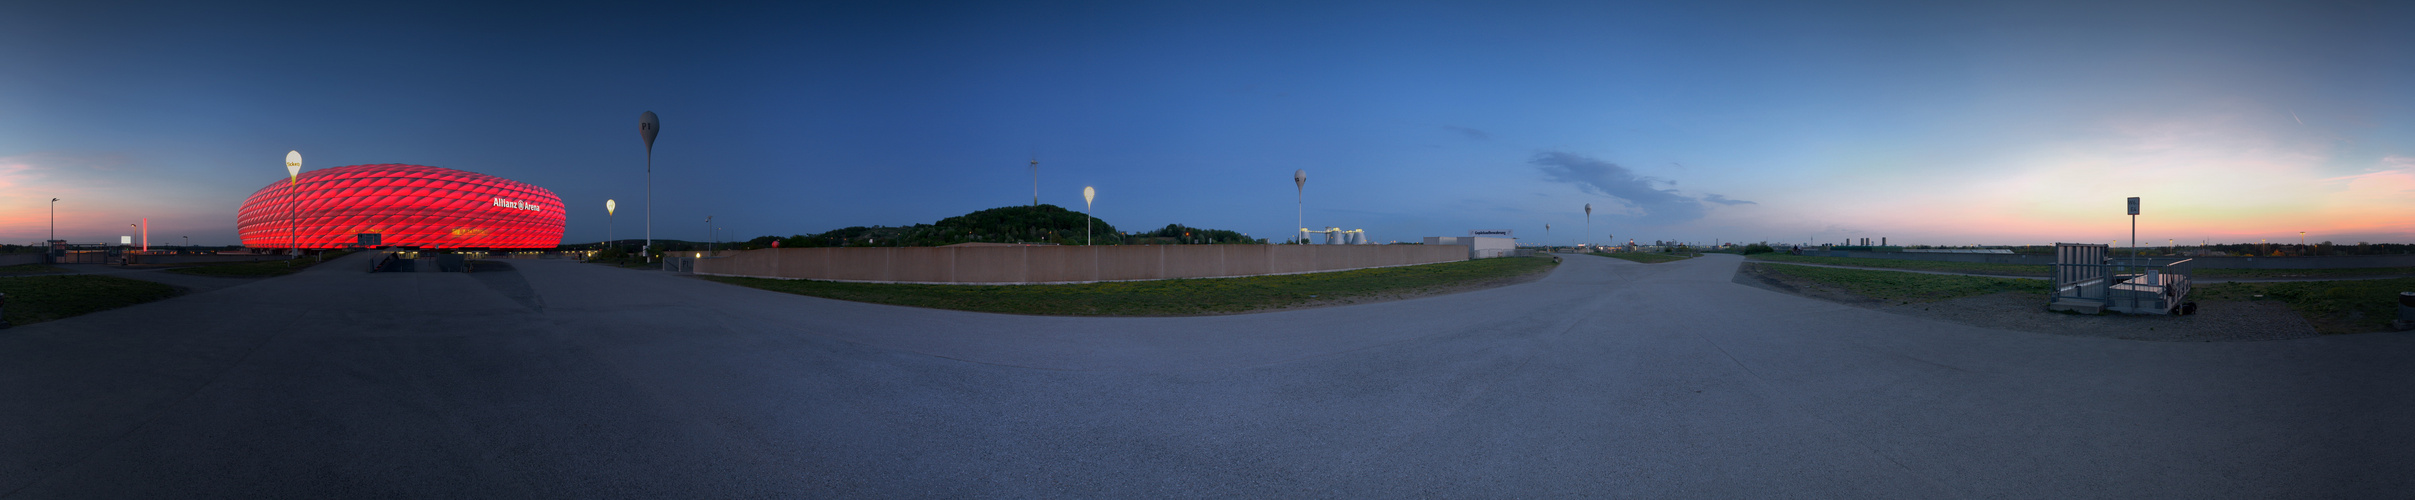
top-left (285, 151), bottom-right (302, 257)
top-left (1293, 170), bottom-right (1306, 244)
top-left (640, 111), bottom-right (659, 262)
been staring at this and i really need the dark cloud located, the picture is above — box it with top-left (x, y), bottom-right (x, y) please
top-left (1443, 125), bottom-right (1490, 140)
top-left (1531, 151), bottom-right (1734, 224)
top-left (1701, 193), bottom-right (1756, 206)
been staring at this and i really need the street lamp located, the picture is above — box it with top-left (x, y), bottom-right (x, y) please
top-left (1293, 169), bottom-right (1306, 244)
top-left (1584, 203), bottom-right (1592, 250)
top-left (49, 198), bottom-right (59, 242)
top-left (605, 199), bottom-right (616, 250)
top-left (286, 150), bottom-right (302, 253)
top-left (1083, 186), bottom-right (1096, 246)
top-left (640, 111), bottom-right (659, 261)
top-left (705, 215), bottom-right (714, 256)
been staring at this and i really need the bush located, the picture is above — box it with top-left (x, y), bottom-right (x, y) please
top-left (1742, 243), bottom-right (1776, 254)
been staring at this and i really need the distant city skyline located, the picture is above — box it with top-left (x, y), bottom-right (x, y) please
top-left (3, 2), bottom-right (2409, 247)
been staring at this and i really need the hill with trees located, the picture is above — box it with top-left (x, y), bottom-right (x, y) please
top-left (742, 205), bottom-right (1266, 248)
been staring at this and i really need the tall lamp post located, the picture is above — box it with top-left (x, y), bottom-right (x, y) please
top-left (705, 215), bottom-right (714, 256)
top-left (1083, 186), bottom-right (1096, 245)
top-left (1030, 158), bottom-right (1040, 206)
top-left (49, 198), bottom-right (59, 242)
top-left (286, 151), bottom-right (302, 257)
top-left (2300, 231), bottom-right (2307, 255)
top-left (1584, 203), bottom-right (1592, 250)
top-left (605, 199), bottom-right (616, 250)
top-left (1293, 169), bottom-right (1306, 244)
top-left (640, 111), bottom-right (659, 261)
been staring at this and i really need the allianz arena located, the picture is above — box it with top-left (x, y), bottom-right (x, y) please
top-left (237, 164), bottom-right (564, 249)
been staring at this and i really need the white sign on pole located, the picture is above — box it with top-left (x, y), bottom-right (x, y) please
top-left (120, 236), bottom-right (132, 245)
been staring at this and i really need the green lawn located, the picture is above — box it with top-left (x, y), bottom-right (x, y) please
top-left (1746, 254), bottom-right (2050, 276)
top-left (1589, 252), bottom-right (1696, 264)
top-left (1750, 263), bottom-right (2048, 303)
top-left (0, 274), bottom-right (181, 326)
top-left (165, 251), bottom-right (354, 277)
top-left (0, 264), bottom-right (70, 275)
top-left (2193, 267), bottom-right (2415, 279)
top-left (1745, 254), bottom-right (2415, 280)
top-left (2193, 278), bottom-right (2415, 334)
top-left (705, 256), bottom-right (1558, 316)
top-left (1754, 262), bottom-right (2411, 334)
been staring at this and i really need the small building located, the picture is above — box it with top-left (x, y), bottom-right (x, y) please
top-left (1427, 230), bottom-right (1518, 258)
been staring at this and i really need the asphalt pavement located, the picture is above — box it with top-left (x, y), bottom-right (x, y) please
top-left (2, 251), bottom-right (2407, 498)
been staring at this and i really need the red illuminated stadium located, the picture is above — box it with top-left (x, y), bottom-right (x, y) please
top-left (237, 164), bottom-right (564, 249)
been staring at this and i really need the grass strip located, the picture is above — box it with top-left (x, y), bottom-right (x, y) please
top-left (1746, 254), bottom-right (2049, 276)
top-left (0, 274), bottom-right (181, 326)
top-left (704, 256), bottom-right (1558, 316)
top-left (1748, 254), bottom-right (2415, 280)
top-left (2193, 278), bottom-right (2415, 334)
top-left (1753, 263), bottom-right (2047, 303)
top-left (165, 250), bottom-right (354, 277)
top-left (0, 264), bottom-right (70, 275)
top-left (1589, 252), bottom-right (1695, 264)
top-left (2193, 267), bottom-right (2415, 279)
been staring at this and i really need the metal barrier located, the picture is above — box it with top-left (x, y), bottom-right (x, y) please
top-left (2050, 242), bottom-right (2194, 314)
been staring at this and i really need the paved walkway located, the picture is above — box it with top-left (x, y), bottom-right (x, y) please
top-left (1, 252), bottom-right (2407, 497)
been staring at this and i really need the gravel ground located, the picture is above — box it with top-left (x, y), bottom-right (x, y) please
top-left (1734, 264), bottom-right (2321, 342)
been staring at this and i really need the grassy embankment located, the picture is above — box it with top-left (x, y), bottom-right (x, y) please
top-left (1749, 263), bottom-right (2047, 303)
top-left (1746, 253), bottom-right (2415, 280)
top-left (0, 274), bottom-right (181, 326)
top-left (165, 250), bottom-right (355, 277)
top-left (2194, 267), bottom-right (2415, 279)
top-left (1746, 254), bottom-right (2049, 276)
top-left (705, 256), bottom-right (1558, 316)
top-left (0, 264), bottom-right (71, 275)
top-left (2194, 278), bottom-right (2415, 334)
top-left (1589, 252), bottom-right (1696, 264)
top-left (1750, 262), bottom-right (2410, 333)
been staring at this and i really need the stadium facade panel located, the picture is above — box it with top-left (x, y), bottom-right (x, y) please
top-left (237, 164), bottom-right (564, 249)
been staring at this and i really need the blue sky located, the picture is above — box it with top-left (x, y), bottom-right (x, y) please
top-left (5, 1), bottom-right (2410, 247)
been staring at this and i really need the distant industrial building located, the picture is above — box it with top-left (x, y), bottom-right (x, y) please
top-left (1426, 230), bottom-right (1517, 258)
top-left (1300, 227), bottom-right (1371, 245)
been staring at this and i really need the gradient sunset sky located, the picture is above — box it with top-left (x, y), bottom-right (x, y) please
top-left (4, 1), bottom-right (2409, 247)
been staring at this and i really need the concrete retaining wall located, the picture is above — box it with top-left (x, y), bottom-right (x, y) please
top-left (695, 244), bottom-right (1470, 284)
top-left (0, 254), bottom-right (41, 266)
top-left (1826, 251), bottom-right (2415, 269)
